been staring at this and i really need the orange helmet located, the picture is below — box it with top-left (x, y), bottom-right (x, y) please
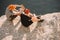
top-left (8, 4), bottom-right (16, 11)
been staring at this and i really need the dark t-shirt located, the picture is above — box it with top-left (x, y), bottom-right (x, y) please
top-left (21, 14), bottom-right (33, 27)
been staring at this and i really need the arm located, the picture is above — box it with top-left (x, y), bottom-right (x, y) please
top-left (12, 10), bottom-right (21, 16)
top-left (15, 4), bottom-right (25, 8)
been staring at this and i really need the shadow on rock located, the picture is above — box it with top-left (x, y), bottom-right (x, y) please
top-left (0, 19), bottom-right (21, 40)
top-left (0, 18), bottom-right (30, 40)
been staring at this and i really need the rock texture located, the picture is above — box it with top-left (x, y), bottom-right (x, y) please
top-left (0, 12), bottom-right (60, 40)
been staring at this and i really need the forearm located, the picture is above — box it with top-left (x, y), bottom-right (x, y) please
top-left (13, 13), bottom-right (21, 16)
top-left (12, 10), bottom-right (20, 15)
top-left (15, 4), bottom-right (25, 8)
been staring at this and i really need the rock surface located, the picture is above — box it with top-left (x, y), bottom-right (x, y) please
top-left (0, 12), bottom-right (60, 40)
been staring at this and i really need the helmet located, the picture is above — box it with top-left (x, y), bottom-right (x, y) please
top-left (8, 4), bottom-right (16, 11)
top-left (24, 9), bottom-right (30, 14)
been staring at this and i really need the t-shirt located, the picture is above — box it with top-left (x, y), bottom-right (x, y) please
top-left (21, 13), bottom-right (33, 27)
top-left (5, 8), bottom-right (13, 19)
top-left (5, 8), bottom-right (17, 21)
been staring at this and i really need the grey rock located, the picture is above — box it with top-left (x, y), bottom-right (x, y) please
top-left (0, 12), bottom-right (60, 40)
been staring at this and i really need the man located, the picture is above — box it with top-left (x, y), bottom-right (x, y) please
top-left (5, 4), bottom-right (24, 21)
top-left (20, 8), bottom-right (44, 32)
top-left (20, 8), bottom-right (44, 27)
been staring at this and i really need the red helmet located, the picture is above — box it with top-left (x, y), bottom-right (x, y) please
top-left (24, 9), bottom-right (30, 14)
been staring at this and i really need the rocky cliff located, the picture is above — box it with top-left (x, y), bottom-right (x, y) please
top-left (0, 12), bottom-right (60, 40)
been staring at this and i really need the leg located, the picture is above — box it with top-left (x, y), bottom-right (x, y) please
top-left (31, 16), bottom-right (44, 22)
